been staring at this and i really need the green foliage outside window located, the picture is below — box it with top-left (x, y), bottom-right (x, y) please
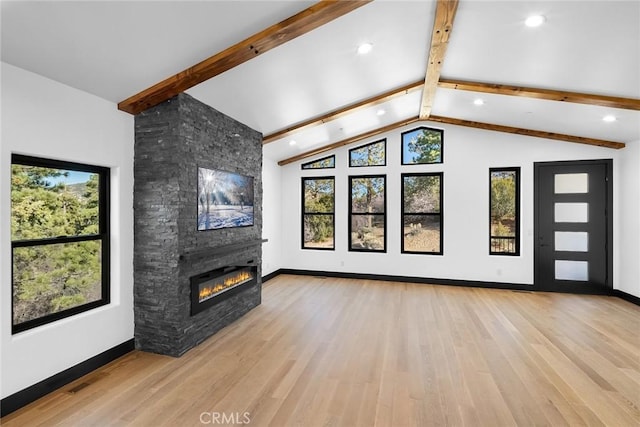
top-left (490, 168), bottom-right (520, 255)
top-left (403, 175), bottom-right (441, 213)
top-left (402, 173), bottom-right (443, 254)
top-left (302, 177), bottom-right (335, 249)
top-left (349, 140), bottom-right (386, 167)
top-left (402, 127), bottom-right (443, 164)
top-left (11, 157), bottom-right (108, 331)
top-left (349, 175), bottom-right (386, 251)
top-left (302, 155), bottom-right (335, 170)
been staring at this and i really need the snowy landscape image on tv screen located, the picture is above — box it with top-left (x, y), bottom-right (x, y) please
top-left (198, 167), bottom-right (254, 230)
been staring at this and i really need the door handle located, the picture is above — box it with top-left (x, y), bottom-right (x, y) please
top-left (539, 237), bottom-right (549, 247)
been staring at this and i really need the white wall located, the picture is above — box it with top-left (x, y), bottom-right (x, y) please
top-left (280, 121), bottom-right (627, 289)
top-left (0, 63), bottom-right (134, 398)
top-left (261, 157), bottom-right (283, 276)
top-left (617, 140), bottom-right (640, 297)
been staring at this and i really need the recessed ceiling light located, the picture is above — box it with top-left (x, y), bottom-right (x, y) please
top-left (289, 140), bottom-right (297, 146)
top-left (525, 15), bottom-right (546, 27)
top-left (473, 98), bottom-right (485, 106)
top-left (376, 109), bottom-right (386, 116)
top-left (357, 42), bottom-right (373, 55)
top-left (602, 115), bottom-right (617, 122)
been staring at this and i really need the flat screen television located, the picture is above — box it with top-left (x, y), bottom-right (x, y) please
top-left (198, 167), bottom-right (254, 230)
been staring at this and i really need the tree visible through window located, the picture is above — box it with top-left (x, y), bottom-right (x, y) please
top-left (349, 175), bottom-right (386, 252)
top-left (301, 155), bottom-right (335, 170)
top-left (401, 127), bottom-right (443, 164)
top-left (490, 167), bottom-right (520, 255)
top-left (402, 173), bottom-right (443, 254)
top-left (349, 139), bottom-right (386, 167)
top-left (11, 155), bottom-right (110, 333)
top-left (302, 177), bottom-right (335, 250)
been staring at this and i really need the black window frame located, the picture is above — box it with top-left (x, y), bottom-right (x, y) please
top-left (301, 176), bottom-right (335, 251)
top-left (348, 174), bottom-right (387, 253)
top-left (489, 167), bottom-right (521, 256)
top-left (401, 126), bottom-right (444, 165)
top-left (301, 155), bottom-right (335, 170)
top-left (348, 139), bottom-right (387, 167)
top-left (401, 172), bottom-right (444, 255)
top-left (10, 154), bottom-right (110, 334)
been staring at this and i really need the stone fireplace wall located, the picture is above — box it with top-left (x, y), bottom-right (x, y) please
top-left (134, 93), bottom-right (262, 357)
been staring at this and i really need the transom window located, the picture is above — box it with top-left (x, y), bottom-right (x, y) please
top-left (301, 155), bottom-right (335, 170)
top-left (349, 139), bottom-right (386, 167)
top-left (401, 127), bottom-right (443, 165)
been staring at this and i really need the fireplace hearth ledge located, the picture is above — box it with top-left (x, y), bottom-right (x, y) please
top-left (179, 238), bottom-right (268, 261)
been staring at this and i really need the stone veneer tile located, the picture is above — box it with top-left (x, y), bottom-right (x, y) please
top-left (134, 94), bottom-right (262, 357)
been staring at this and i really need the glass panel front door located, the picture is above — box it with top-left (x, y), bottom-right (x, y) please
top-left (535, 160), bottom-right (611, 293)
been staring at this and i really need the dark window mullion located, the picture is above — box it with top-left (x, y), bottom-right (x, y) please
top-left (12, 234), bottom-right (104, 248)
top-left (403, 212), bottom-right (439, 216)
top-left (99, 169), bottom-right (109, 235)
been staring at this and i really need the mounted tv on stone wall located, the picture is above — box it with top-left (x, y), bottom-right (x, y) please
top-left (198, 167), bottom-right (254, 230)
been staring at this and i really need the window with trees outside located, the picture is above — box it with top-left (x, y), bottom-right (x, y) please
top-left (301, 155), bottom-right (335, 170)
top-left (401, 127), bottom-right (443, 165)
top-left (349, 175), bottom-right (386, 252)
top-left (302, 177), bottom-right (335, 250)
top-left (349, 139), bottom-right (386, 167)
top-left (402, 173), bottom-right (443, 254)
top-left (490, 167), bottom-right (520, 255)
top-left (11, 155), bottom-right (110, 333)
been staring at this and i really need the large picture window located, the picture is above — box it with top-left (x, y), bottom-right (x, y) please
top-left (302, 177), bottom-right (335, 250)
top-left (349, 175), bottom-right (386, 252)
top-left (11, 155), bottom-right (110, 333)
top-left (349, 139), bottom-right (386, 167)
top-left (490, 167), bottom-right (520, 255)
top-left (401, 173), bottom-right (443, 254)
top-left (401, 127), bottom-right (443, 165)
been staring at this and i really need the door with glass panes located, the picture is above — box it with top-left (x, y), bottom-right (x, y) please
top-left (534, 160), bottom-right (612, 294)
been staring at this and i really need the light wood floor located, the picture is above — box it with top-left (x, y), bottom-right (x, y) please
top-left (3, 275), bottom-right (640, 426)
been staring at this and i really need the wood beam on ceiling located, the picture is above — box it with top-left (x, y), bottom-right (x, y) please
top-left (419, 0), bottom-right (459, 119)
top-left (278, 113), bottom-right (624, 166)
top-left (438, 79), bottom-right (640, 111)
top-left (277, 116), bottom-right (421, 166)
top-left (428, 115), bottom-right (626, 149)
top-left (263, 79), bottom-right (424, 144)
top-left (118, 0), bottom-right (372, 115)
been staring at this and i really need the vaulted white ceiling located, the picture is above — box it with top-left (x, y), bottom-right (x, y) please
top-left (2, 1), bottom-right (639, 164)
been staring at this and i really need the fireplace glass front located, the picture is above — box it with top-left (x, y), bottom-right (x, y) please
top-left (190, 265), bottom-right (256, 316)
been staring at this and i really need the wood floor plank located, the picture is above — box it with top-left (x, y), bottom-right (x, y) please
top-left (2, 275), bottom-right (639, 426)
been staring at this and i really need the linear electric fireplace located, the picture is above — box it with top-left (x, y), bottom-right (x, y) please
top-left (190, 265), bottom-right (257, 316)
